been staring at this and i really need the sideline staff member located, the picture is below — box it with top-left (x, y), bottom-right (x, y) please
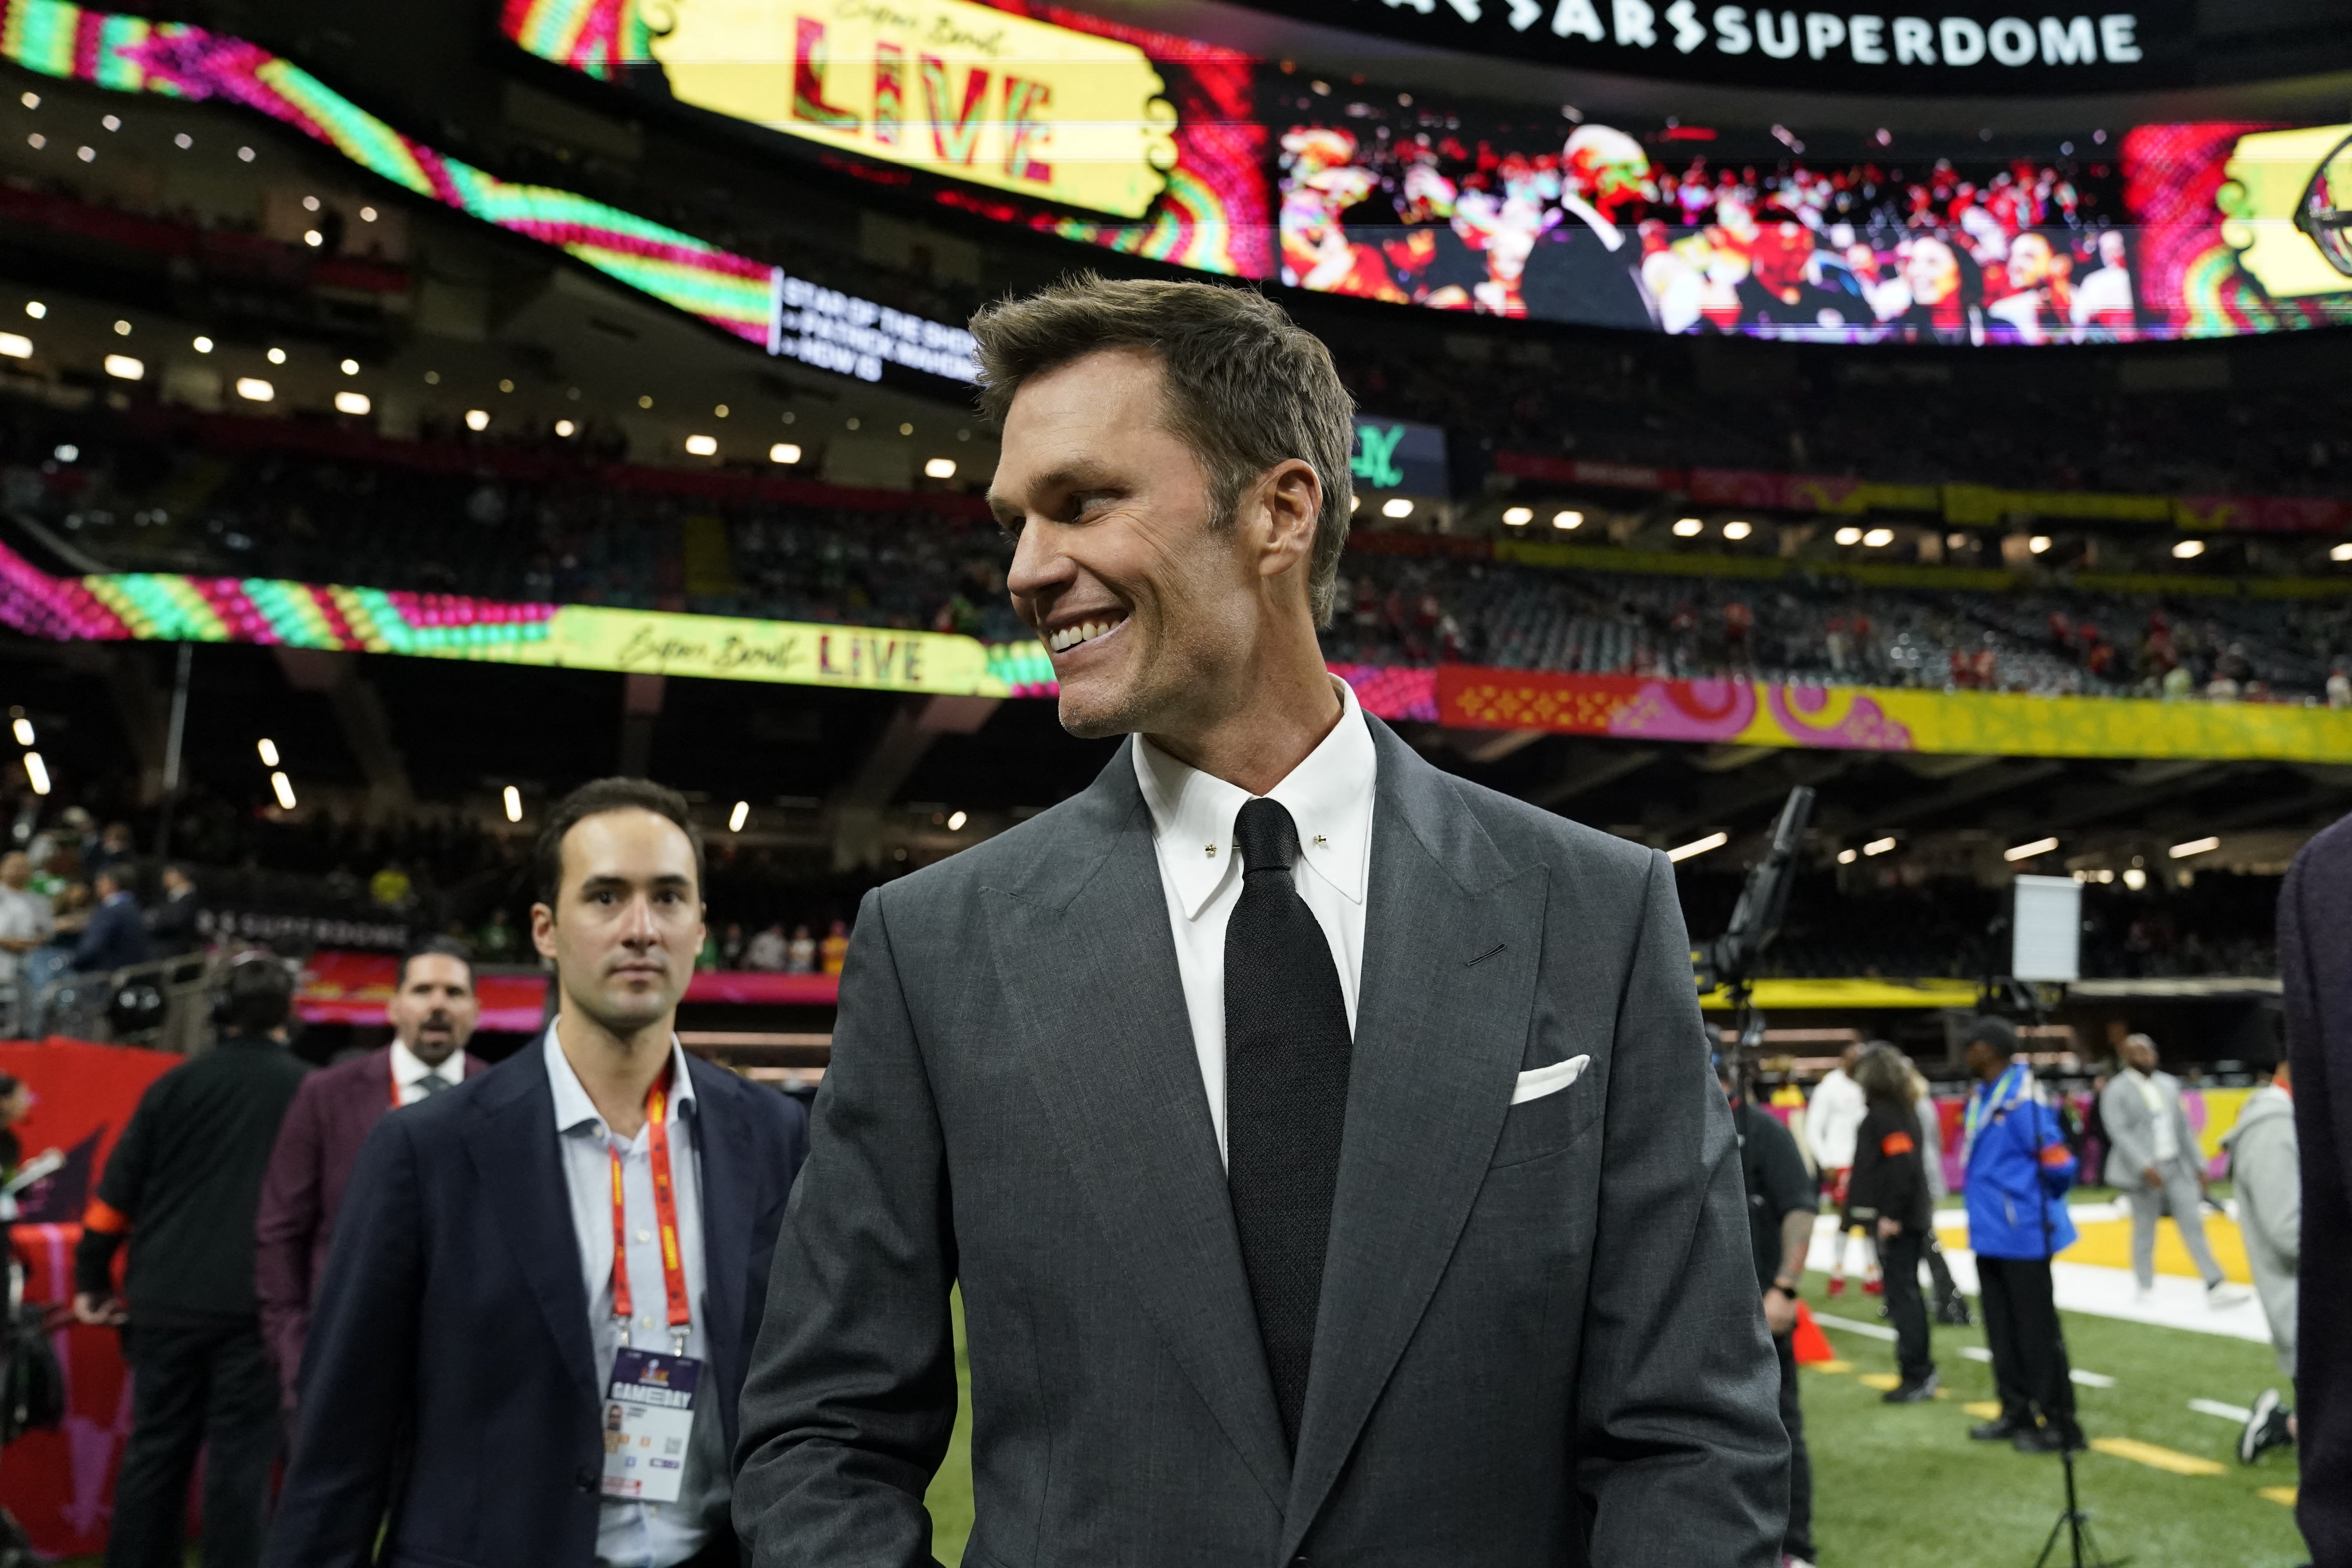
top-left (267, 780), bottom-right (808, 1568)
top-left (75, 953), bottom-right (308, 1568)
top-left (737, 277), bottom-right (1786, 1567)
top-left (254, 937), bottom-right (487, 1409)
top-left (1958, 1017), bottom-right (2082, 1454)
top-left (1720, 1054), bottom-right (1818, 1568)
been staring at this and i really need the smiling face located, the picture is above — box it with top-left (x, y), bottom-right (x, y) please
top-left (386, 951), bottom-right (478, 1068)
top-left (531, 808), bottom-right (704, 1040)
top-left (994, 348), bottom-right (1315, 740)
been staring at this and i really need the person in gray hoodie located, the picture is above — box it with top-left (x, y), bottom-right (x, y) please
top-left (2226, 1052), bottom-right (2299, 1464)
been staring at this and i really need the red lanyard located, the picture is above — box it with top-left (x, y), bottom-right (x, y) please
top-left (609, 1069), bottom-right (691, 1340)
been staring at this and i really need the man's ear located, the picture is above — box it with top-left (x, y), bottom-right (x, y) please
top-left (1252, 459), bottom-right (1322, 583)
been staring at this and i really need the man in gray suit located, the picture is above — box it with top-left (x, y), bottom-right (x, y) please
top-left (2099, 1032), bottom-right (2246, 1307)
top-left (734, 277), bottom-right (1788, 1567)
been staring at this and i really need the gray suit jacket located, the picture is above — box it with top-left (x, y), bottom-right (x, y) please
top-left (735, 719), bottom-right (1787, 1567)
top-left (2101, 1069), bottom-right (2201, 1187)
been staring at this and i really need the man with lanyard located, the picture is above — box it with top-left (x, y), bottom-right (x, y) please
top-left (254, 937), bottom-right (487, 1416)
top-left (1719, 1054), bottom-right (1819, 1568)
top-left (1957, 1016), bottom-right (2083, 1455)
top-left (267, 779), bottom-right (808, 1568)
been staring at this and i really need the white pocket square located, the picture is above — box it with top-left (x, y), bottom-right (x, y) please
top-left (1510, 1054), bottom-right (1591, 1106)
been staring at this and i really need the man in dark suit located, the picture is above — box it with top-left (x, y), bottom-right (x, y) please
top-left (267, 779), bottom-right (808, 1568)
top-left (254, 936), bottom-right (488, 1410)
top-left (735, 278), bottom-right (1786, 1567)
top-left (73, 866), bottom-right (148, 974)
top-left (2281, 817), bottom-right (2352, 1562)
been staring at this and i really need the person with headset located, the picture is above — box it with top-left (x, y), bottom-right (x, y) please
top-left (74, 950), bottom-right (310, 1568)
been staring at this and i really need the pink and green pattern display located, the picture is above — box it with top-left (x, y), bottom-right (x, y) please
top-left (0, 0), bottom-right (777, 345)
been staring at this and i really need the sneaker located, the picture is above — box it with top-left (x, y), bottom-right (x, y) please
top-left (2208, 1281), bottom-right (2252, 1308)
top-left (1934, 1293), bottom-right (1975, 1327)
top-left (1826, 1277), bottom-right (1846, 1298)
top-left (1971, 1415), bottom-right (2029, 1442)
top-left (1862, 1276), bottom-right (1884, 1296)
top-left (2240, 1389), bottom-right (2294, 1464)
top-left (1882, 1369), bottom-right (1941, 1403)
top-left (2014, 1421), bottom-right (2085, 1454)
top-left (2132, 1285), bottom-right (2154, 1306)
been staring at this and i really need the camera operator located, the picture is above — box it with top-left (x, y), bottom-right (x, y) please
top-left (1719, 1054), bottom-right (1818, 1568)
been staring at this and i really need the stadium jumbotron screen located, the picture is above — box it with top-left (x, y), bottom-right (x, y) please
top-left (505, 0), bottom-right (2352, 343)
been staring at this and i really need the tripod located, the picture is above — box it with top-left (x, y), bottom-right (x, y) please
top-left (2029, 1444), bottom-right (2124, 1568)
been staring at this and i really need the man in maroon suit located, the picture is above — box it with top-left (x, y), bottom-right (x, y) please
top-left (255, 937), bottom-right (486, 1408)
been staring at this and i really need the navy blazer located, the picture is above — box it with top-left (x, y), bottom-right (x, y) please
top-left (73, 893), bottom-right (149, 974)
top-left (264, 1041), bottom-right (808, 1568)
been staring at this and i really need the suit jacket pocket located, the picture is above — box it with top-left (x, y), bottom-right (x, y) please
top-left (1489, 1070), bottom-right (1599, 1169)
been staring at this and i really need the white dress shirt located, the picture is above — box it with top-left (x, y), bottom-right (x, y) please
top-left (387, 1038), bottom-right (463, 1107)
top-left (1132, 678), bottom-right (1377, 1164)
top-left (543, 1027), bottom-right (726, 1568)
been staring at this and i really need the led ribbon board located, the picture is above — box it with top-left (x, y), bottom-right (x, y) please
top-left (0, 0), bottom-right (976, 384)
top-left (639, 0), bottom-right (1176, 218)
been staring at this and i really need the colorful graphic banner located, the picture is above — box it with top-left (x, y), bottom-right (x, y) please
top-left (1434, 665), bottom-right (2352, 763)
top-left (639, 0), bottom-right (1175, 218)
top-left (2126, 120), bottom-right (2352, 339)
top-left (504, 0), bottom-right (1270, 277)
top-left (0, 0), bottom-right (976, 385)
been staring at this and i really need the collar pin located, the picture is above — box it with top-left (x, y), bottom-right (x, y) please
top-left (1204, 843), bottom-right (1217, 857)
top-left (1313, 833), bottom-right (1328, 846)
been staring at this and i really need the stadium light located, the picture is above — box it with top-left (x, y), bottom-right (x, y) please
top-left (235, 377), bottom-right (274, 402)
top-left (1552, 510), bottom-right (1583, 530)
top-left (18, 92), bottom-right (34, 109)
top-left (303, 195), bottom-right (320, 212)
top-left (9, 718), bottom-right (30, 746)
top-left (103, 354), bottom-right (141, 380)
top-left (1667, 831), bottom-right (1728, 864)
top-left (2174, 539), bottom-right (2205, 559)
top-left (769, 443), bottom-right (801, 465)
top-left (339, 358), bottom-right (359, 375)
top-left (270, 771), bottom-right (298, 811)
top-left (554, 420), bottom-right (575, 438)
top-left (1501, 507), bottom-right (1533, 526)
top-left (266, 346), bottom-right (286, 364)
top-left (924, 457), bottom-right (957, 479)
top-left (334, 391), bottom-right (370, 416)
top-left (2169, 836), bottom-right (2220, 859)
top-left (1864, 836), bottom-right (1897, 856)
top-left (2334, 542), bottom-right (2352, 563)
top-left (360, 206), bottom-right (377, 222)
top-left (256, 737), bottom-right (279, 766)
top-left (2122, 867), bottom-right (2148, 891)
top-left (2029, 535), bottom-right (2053, 553)
top-left (113, 319), bottom-right (130, 336)
top-left (1349, 495), bottom-right (1360, 514)
top-left (1834, 526), bottom-right (1863, 546)
top-left (1672, 517), bottom-right (1703, 537)
top-left (174, 132), bottom-right (190, 148)
top-left (22, 302), bottom-right (42, 319)
top-left (729, 800), bottom-right (750, 833)
top-left (53, 445), bottom-right (76, 463)
top-left (464, 409), bottom-right (490, 431)
top-left (947, 810), bottom-right (968, 831)
top-left (303, 229), bottom-right (323, 247)
top-left (1723, 520), bottom-right (1752, 540)
top-left (685, 434), bottom-right (718, 457)
top-left (1836, 848), bottom-right (1857, 864)
top-left (1862, 527), bottom-right (1895, 548)
top-left (1381, 498), bottom-right (1413, 519)
top-left (503, 785), bottom-right (523, 824)
top-left (2004, 836), bottom-right (2059, 862)
top-left (21, 753), bottom-right (49, 797)
top-left (192, 335), bottom-right (213, 353)
top-left (0, 334), bottom-right (30, 359)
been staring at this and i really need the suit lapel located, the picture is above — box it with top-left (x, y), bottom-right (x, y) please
top-left (687, 1063), bottom-right (751, 1451)
top-left (985, 747), bottom-right (1292, 1510)
top-left (463, 1045), bottom-right (599, 1402)
top-left (1281, 722), bottom-right (1548, 1555)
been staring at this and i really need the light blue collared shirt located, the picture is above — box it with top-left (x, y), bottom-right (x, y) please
top-left (543, 1025), bottom-right (728, 1568)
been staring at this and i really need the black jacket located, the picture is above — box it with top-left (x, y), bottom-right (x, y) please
top-left (1846, 1098), bottom-right (1933, 1234)
top-left (75, 1034), bottom-right (309, 1319)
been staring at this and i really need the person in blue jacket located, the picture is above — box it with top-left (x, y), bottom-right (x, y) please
top-left (1958, 1016), bottom-right (2083, 1454)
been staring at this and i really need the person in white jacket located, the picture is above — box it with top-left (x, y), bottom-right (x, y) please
top-left (2225, 1054), bottom-right (2299, 1465)
top-left (1807, 1043), bottom-right (1877, 1297)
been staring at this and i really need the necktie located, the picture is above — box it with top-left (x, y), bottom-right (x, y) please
top-left (415, 1072), bottom-right (449, 1097)
top-left (1224, 797), bottom-right (1353, 1452)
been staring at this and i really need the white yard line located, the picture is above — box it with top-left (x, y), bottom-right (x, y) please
top-left (2189, 1398), bottom-right (2254, 1423)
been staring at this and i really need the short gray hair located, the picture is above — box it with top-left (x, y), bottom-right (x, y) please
top-left (970, 275), bottom-right (1356, 625)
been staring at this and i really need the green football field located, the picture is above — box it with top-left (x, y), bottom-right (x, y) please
top-left (922, 1279), bottom-right (2312, 1566)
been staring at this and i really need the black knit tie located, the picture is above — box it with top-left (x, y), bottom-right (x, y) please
top-left (1224, 796), bottom-right (1353, 1452)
